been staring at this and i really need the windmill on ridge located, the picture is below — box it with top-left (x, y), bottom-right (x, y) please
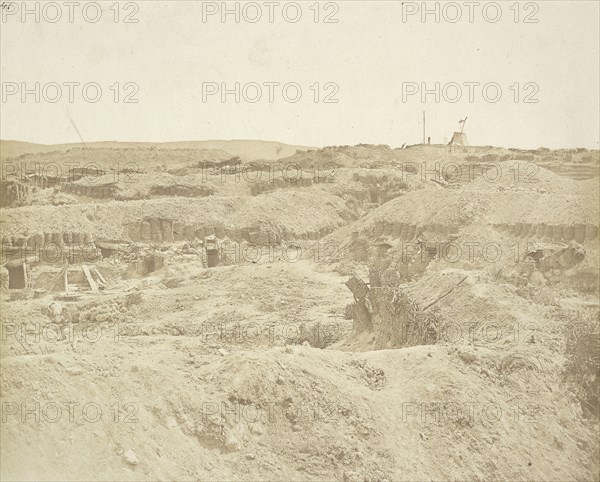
top-left (448, 116), bottom-right (469, 146)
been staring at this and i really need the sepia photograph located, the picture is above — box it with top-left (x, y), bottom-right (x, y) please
top-left (1, 1), bottom-right (599, 480)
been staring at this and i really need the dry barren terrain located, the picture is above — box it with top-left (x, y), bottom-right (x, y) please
top-left (1, 142), bottom-right (599, 481)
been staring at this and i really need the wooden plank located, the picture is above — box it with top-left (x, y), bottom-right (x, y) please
top-left (49, 267), bottom-right (66, 292)
top-left (82, 265), bottom-right (99, 293)
top-left (422, 276), bottom-right (468, 311)
top-left (345, 276), bottom-right (369, 301)
top-left (22, 263), bottom-right (28, 288)
top-left (94, 268), bottom-right (107, 286)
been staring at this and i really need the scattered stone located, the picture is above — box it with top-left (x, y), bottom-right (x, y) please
top-left (224, 433), bottom-right (241, 452)
top-left (458, 351), bottom-right (477, 364)
top-left (124, 449), bottom-right (139, 466)
top-left (250, 423), bottom-right (265, 435)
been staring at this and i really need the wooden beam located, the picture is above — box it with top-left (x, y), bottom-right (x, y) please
top-left (22, 263), bottom-right (28, 289)
top-left (49, 267), bottom-right (66, 292)
top-left (422, 276), bottom-right (468, 311)
top-left (94, 268), bottom-right (107, 286)
top-left (82, 265), bottom-right (99, 293)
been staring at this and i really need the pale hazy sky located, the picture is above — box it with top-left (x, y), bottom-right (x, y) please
top-left (1, 1), bottom-right (599, 149)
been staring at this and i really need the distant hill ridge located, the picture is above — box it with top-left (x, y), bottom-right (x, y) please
top-left (0, 139), bottom-right (315, 162)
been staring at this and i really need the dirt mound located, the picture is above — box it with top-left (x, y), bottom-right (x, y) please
top-left (1, 190), bottom-right (355, 243)
top-left (325, 175), bottom-right (597, 255)
top-left (341, 268), bottom-right (551, 352)
top-left (1, 147), bottom-right (233, 172)
top-left (2, 333), bottom-right (597, 481)
top-left (404, 269), bottom-right (546, 341)
top-left (275, 144), bottom-right (449, 170)
top-left (464, 160), bottom-right (580, 193)
top-left (28, 189), bottom-right (78, 206)
top-left (0, 342), bottom-right (387, 481)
